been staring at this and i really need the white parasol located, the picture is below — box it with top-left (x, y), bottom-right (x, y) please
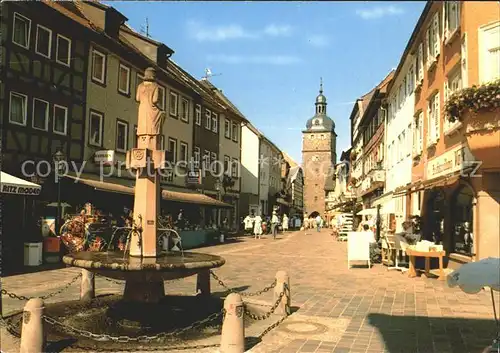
top-left (0, 171), bottom-right (41, 195)
top-left (357, 208), bottom-right (377, 216)
top-left (448, 257), bottom-right (500, 352)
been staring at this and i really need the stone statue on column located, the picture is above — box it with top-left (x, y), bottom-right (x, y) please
top-left (126, 67), bottom-right (167, 257)
top-left (135, 67), bottom-right (165, 150)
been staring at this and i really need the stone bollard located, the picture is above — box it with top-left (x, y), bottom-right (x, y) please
top-left (220, 293), bottom-right (245, 353)
top-left (20, 298), bottom-right (45, 353)
top-left (80, 269), bottom-right (95, 302)
top-left (274, 271), bottom-right (291, 316)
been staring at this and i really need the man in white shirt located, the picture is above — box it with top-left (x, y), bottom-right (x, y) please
top-left (315, 215), bottom-right (322, 232)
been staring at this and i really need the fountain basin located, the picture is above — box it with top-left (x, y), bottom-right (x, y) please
top-left (63, 251), bottom-right (225, 303)
top-left (63, 251), bottom-right (225, 281)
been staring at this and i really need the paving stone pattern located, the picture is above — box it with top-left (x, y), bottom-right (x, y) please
top-left (1, 229), bottom-right (499, 353)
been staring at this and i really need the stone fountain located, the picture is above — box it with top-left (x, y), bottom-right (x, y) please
top-left (55, 68), bottom-right (225, 347)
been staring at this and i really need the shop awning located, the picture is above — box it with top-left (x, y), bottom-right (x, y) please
top-left (423, 173), bottom-right (461, 189)
top-left (0, 171), bottom-right (41, 195)
top-left (65, 173), bottom-right (232, 208)
top-left (161, 190), bottom-right (232, 208)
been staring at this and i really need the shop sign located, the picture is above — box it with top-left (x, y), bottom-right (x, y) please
top-left (186, 170), bottom-right (201, 185)
top-left (426, 145), bottom-right (475, 180)
top-left (1, 184), bottom-right (41, 195)
top-left (94, 150), bottom-right (116, 165)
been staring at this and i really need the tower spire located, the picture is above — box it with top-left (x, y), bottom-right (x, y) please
top-left (319, 77), bottom-right (323, 94)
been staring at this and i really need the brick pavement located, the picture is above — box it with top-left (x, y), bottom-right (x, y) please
top-left (1, 229), bottom-right (499, 352)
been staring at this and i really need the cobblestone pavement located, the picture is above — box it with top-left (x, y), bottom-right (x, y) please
top-left (2, 229), bottom-right (499, 353)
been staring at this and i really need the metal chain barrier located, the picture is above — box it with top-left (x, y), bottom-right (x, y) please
top-left (1, 273), bottom-right (82, 301)
top-left (42, 308), bottom-right (224, 343)
top-left (243, 284), bottom-right (286, 321)
top-left (0, 316), bottom-right (21, 338)
top-left (210, 270), bottom-right (276, 297)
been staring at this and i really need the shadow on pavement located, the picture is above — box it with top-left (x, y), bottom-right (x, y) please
top-left (367, 313), bottom-right (497, 353)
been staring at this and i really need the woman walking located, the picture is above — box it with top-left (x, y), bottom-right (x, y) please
top-left (282, 214), bottom-right (289, 232)
top-left (253, 214), bottom-right (263, 239)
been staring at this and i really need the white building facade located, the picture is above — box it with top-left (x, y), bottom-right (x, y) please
top-left (385, 55), bottom-right (416, 231)
top-left (240, 124), bottom-right (261, 218)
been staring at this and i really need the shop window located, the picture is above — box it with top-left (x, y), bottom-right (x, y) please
top-left (451, 185), bottom-right (474, 256)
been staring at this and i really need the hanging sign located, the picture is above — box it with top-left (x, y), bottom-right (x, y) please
top-left (94, 150), bottom-right (116, 165)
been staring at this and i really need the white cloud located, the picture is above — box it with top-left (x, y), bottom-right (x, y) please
top-left (186, 20), bottom-right (293, 42)
top-left (207, 54), bottom-right (301, 65)
top-left (307, 35), bottom-right (329, 47)
top-left (263, 24), bottom-right (293, 37)
top-left (355, 5), bottom-right (404, 20)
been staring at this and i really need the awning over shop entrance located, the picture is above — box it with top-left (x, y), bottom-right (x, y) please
top-left (65, 173), bottom-right (232, 208)
top-left (0, 171), bottom-right (41, 195)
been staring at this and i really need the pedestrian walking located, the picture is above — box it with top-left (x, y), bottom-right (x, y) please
top-left (282, 214), bottom-right (289, 232)
top-left (271, 211), bottom-right (279, 239)
top-left (315, 214), bottom-right (322, 232)
top-left (253, 214), bottom-right (263, 239)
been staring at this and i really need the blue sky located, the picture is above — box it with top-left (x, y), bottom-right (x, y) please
top-left (109, 1), bottom-right (426, 164)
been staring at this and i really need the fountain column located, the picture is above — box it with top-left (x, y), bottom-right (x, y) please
top-left (124, 67), bottom-right (166, 303)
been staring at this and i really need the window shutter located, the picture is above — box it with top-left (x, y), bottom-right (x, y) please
top-left (426, 107), bottom-right (431, 145)
top-left (444, 80), bottom-right (449, 102)
top-left (418, 43), bottom-right (424, 80)
top-left (443, 2), bottom-right (448, 38)
top-left (419, 113), bottom-right (424, 152)
top-left (433, 13), bottom-right (440, 56)
top-left (435, 92), bottom-right (441, 141)
top-left (425, 29), bottom-right (431, 66)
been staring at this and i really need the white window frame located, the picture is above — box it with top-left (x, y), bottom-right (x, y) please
top-left (169, 91), bottom-right (178, 117)
top-left (118, 63), bottom-right (131, 95)
top-left (56, 34), bottom-right (71, 67)
top-left (195, 104), bottom-right (201, 125)
top-left (157, 85), bottom-right (166, 111)
top-left (180, 98), bottom-right (189, 122)
top-left (231, 158), bottom-right (239, 177)
top-left (193, 146), bottom-right (201, 168)
top-left (232, 122), bottom-right (238, 142)
top-left (479, 21), bottom-right (500, 84)
top-left (168, 138), bottom-right (177, 163)
top-left (12, 13), bottom-right (31, 49)
top-left (210, 152), bottom-right (217, 172)
top-left (53, 104), bottom-right (68, 136)
top-left (426, 13), bottom-right (441, 69)
top-left (444, 1), bottom-right (460, 41)
top-left (32, 98), bottom-right (49, 131)
top-left (461, 33), bottom-right (469, 88)
top-left (224, 119), bottom-right (231, 138)
top-left (159, 135), bottom-right (165, 150)
top-left (35, 25), bottom-right (52, 58)
top-left (91, 48), bottom-right (106, 84)
top-left (116, 120), bottom-right (128, 153)
top-left (9, 92), bottom-right (27, 126)
top-left (211, 112), bottom-right (218, 133)
top-left (203, 150), bottom-right (210, 170)
top-left (204, 109), bottom-right (211, 130)
top-left (426, 92), bottom-right (440, 147)
top-left (416, 43), bottom-right (424, 84)
top-left (180, 142), bottom-right (188, 162)
top-left (89, 111), bottom-right (104, 147)
top-left (224, 155), bottom-right (230, 174)
top-left (444, 70), bottom-right (463, 135)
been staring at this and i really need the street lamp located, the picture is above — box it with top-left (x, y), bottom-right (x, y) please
top-left (53, 149), bottom-right (66, 235)
top-left (214, 177), bottom-right (222, 228)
